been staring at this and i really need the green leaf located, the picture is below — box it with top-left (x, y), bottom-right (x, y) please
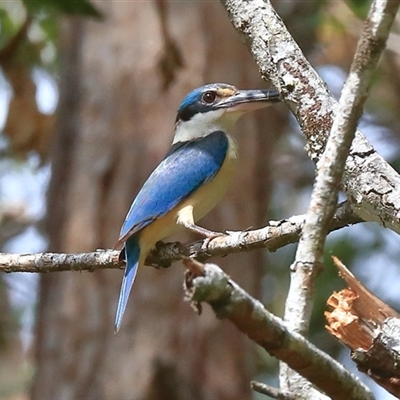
top-left (21, 0), bottom-right (102, 19)
top-left (346, 0), bottom-right (371, 19)
top-left (0, 8), bottom-right (18, 47)
top-left (39, 16), bottom-right (58, 42)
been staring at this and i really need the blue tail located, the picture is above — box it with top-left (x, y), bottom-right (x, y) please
top-left (114, 237), bottom-right (140, 332)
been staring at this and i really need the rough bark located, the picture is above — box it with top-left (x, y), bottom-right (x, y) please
top-left (220, 0), bottom-right (400, 234)
top-left (278, 0), bottom-right (400, 396)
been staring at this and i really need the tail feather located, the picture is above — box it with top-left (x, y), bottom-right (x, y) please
top-left (114, 237), bottom-right (140, 333)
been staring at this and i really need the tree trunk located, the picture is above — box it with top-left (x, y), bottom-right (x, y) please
top-left (32, 2), bottom-right (286, 399)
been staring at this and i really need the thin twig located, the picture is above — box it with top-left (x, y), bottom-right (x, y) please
top-left (0, 204), bottom-right (360, 273)
top-left (250, 381), bottom-right (296, 400)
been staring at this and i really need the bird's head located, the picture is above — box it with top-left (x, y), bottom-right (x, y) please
top-left (173, 83), bottom-right (280, 144)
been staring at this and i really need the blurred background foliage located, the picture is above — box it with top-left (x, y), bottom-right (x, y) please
top-left (0, 0), bottom-right (400, 399)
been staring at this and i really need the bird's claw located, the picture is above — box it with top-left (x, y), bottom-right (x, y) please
top-left (201, 231), bottom-right (227, 251)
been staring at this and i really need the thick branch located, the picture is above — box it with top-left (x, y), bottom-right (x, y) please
top-left (220, 0), bottom-right (400, 234)
top-left (278, 0), bottom-right (400, 394)
top-left (184, 260), bottom-right (374, 400)
top-left (0, 204), bottom-right (360, 273)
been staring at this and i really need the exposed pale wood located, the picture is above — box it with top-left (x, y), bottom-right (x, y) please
top-left (326, 257), bottom-right (400, 398)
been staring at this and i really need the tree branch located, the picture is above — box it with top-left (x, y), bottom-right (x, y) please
top-left (278, 0), bottom-right (400, 394)
top-left (0, 203), bottom-right (360, 273)
top-left (220, 0), bottom-right (400, 234)
top-left (250, 381), bottom-right (297, 400)
top-left (183, 259), bottom-right (374, 400)
top-left (326, 257), bottom-right (400, 398)
top-left (219, 0), bottom-right (400, 396)
top-left (0, 250), bottom-right (123, 273)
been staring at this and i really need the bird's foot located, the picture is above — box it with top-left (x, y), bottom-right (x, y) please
top-left (185, 223), bottom-right (223, 238)
top-left (200, 229), bottom-right (227, 251)
top-left (183, 222), bottom-right (226, 250)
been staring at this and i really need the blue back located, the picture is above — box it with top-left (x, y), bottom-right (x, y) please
top-left (119, 131), bottom-right (229, 241)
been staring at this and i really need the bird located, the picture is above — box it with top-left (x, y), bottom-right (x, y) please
top-left (114, 83), bottom-right (280, 332)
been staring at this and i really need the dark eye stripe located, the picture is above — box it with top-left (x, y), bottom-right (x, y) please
top-left (176, 103), bottom-right (212, 122)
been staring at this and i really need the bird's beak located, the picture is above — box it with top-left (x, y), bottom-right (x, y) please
top-left (217, 89), bottom-right (280, 113)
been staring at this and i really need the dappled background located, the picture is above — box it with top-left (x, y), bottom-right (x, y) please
top-left (1, 0), bottom-right (400, 399)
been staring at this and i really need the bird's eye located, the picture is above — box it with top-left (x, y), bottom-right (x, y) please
top-left (202, 91), bottom-right (216, 104)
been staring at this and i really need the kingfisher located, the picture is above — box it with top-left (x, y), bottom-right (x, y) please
top-left (114, 83), bottom-right (280, 332)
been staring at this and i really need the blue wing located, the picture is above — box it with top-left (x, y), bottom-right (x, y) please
top-left (118, 131), bottom-right (229, 243)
